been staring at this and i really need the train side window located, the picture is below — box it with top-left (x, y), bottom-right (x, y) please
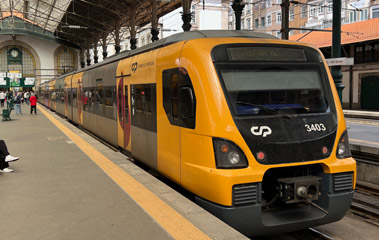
top-left (180, 87), bottom-right (195, 118)
top-left (51, 91), bottom-right (56, 102)
top-left (72, 88), bottom-right (77, 108)
top-left (135, 85), bottom-right (152, 114)
top-left (118, 84), bottom-right (123, 121)
top-left (124, 85), bottom-right (129, 123)
top-left (179, 69), bottom-right (196, 129)
top-left (92, 88), bottom-right (96, 112)
top-left (171, 74), bottom-right (179, 120)
top-left (68, 88), bottom-right (72, 104)
top-left (95, 84), bottom-right (102, 114)
top-left (162, 68), bottom-right (196, 129)
top-left (83, 88), bottom-right (89, 111)
top-left (104, 86), bottom-right (114, 119)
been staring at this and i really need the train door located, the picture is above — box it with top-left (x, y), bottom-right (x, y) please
top-left (117, 76), bottom-right (131, 150)
top-left (64, 76), bottom-right (72, 119)
top-left (117, 75), bottom-right (131, 151)
top-left (78, 79), bottom-right (83, 125)
top-left (123, 77), bottom-right (131, 150)
top-left (130, 83), bottom-right (157, 169)
top-left (158, 69), bottom-right (182, 184)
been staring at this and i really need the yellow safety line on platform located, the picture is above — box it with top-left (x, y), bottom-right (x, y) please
top-left (350, 138), bottom-right (379, 147)
top-left (39, 107), bottom-right (211, 240)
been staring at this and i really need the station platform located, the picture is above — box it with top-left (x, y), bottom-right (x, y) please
top-left (0, 104), bottom-right (248, 240)
top-left (343, 109), bottom-right (379, 120)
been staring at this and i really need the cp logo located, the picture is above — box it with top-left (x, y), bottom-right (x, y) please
top-left (250, 126), bottom-right (272, 137)
top-left (131, 62), bottom-right (138, 73)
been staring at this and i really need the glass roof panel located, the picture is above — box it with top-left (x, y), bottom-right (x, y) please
top-left (1, 0), bottom-right (71, 33)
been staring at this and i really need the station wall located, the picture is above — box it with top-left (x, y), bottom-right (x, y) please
top-left (0, 34), bottom-right (79, 87)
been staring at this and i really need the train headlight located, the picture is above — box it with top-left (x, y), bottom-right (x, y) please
top-left (213, 138), bottom-right (248, 169)
top-left (228, 151), bottom-right (240, 164)
top-left (336, 130), bottom-right (352, 159)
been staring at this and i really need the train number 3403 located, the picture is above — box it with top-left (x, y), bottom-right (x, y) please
top-left (305, 123), bottom-right (326, 132)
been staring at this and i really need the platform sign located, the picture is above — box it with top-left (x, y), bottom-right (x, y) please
top-left (326, 57), bottom-right (354, 66)
top-left (7, 72), bottom-right (22, 78)
top-left (0, 78), bottom-right (6, 86)
top-left (0, 72), bottom-right (6, 78)
top-left (24, 77), bottom-right (35, 86)
top-left (8, 71), bottom-right (22, 87)
top-left (10, 77), bottom-right (21, 87)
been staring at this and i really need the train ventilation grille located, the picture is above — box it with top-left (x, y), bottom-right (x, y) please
top-left (233, 183), bottom-right (258, 206)
top-left (333, 172), bottom-right (353, 192)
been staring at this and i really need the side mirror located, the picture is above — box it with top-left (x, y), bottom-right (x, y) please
top-left (180, 87), bottom-right (195, 118)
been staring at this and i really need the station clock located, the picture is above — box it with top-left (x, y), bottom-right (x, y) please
top-left (8, 47), bottom-right (22, 64)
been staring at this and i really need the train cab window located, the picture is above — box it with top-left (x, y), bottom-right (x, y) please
top-left (162, 68), bottom-right (196, 129)
top-left (212, 45), bottom-right (336, 117)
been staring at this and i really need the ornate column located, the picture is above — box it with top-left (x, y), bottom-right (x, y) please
top-left (93, 41), bottom-right (99, 64)
top-left (232, 0), bottom-right (245, 30)
top-left (129, 5), bottom-right (137, 50)
top-left (86, 46), bottom-right (91, 66)
top-left (80, 48), bottom-right (85, 68)
top-left (102, 33), bottom-right (108, 59)
top-left (114, 19), bottom-right (121, 53)
top-left (151, 0), bottom-right (159, 41)
top-left (181, 0), bottom-right (192, 31)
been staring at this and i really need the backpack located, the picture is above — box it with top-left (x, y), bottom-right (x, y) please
top-left (14, 95), bottom-right (21, 104)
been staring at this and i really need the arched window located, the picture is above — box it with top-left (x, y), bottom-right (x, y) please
top-left (22, 48), bottom-right (36, 77)
top-left (0, 46), bottom-right (36, 77)
top-left (57, 48), bottom-right (75, 74)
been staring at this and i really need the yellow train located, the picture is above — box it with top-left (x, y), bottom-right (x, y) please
top-left (38, 31), bottom-right (356, 236)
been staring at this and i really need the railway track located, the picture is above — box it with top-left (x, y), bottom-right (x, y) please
top-left (351, 181), bottom-right (379, 226)
top-left (351, 150), bottom-right (379, 166)
top-left (350, 150), bottom-right (379, 226)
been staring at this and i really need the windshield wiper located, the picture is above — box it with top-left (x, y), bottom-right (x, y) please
top-left (236, 101), bottom-right (293, 120)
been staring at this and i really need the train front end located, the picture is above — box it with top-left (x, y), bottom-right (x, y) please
top-left (181, 39), bottom-right (356, 236)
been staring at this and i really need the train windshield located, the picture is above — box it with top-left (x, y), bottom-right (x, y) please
top-left (212, 45), bottom-right (335, 117)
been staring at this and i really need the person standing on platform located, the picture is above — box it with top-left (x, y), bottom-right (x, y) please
top-left (0, 140), bottom-right (19, 173)
top-left (24, 91), bottom-right (30, 105)
top-left (14, 92), bottom-right (22, 115)
top-left (30, 93), bottom-right (37, 114)
top-left (0, 91), bottom-right (5, 107)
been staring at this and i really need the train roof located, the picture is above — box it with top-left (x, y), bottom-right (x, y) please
top-left (49, 30), bottom-right (278, 83)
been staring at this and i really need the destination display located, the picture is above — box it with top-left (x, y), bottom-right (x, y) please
top-left (227, 47), bottom-right (307, 62)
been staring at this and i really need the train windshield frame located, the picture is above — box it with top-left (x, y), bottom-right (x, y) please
top-left (212, 44), bottom-right (337, 118)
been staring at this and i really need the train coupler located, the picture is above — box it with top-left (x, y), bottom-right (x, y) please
top-left (278, 176), bottom-right (322, 204)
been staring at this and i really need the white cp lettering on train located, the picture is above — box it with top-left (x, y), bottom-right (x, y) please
top-left (250, 126), bottom-right (272, 137)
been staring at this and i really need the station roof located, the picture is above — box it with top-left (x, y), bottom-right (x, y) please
top-left (0, 0), bottom-right (182, 48)
top-left (289, 18), bottom-right (379, 48)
